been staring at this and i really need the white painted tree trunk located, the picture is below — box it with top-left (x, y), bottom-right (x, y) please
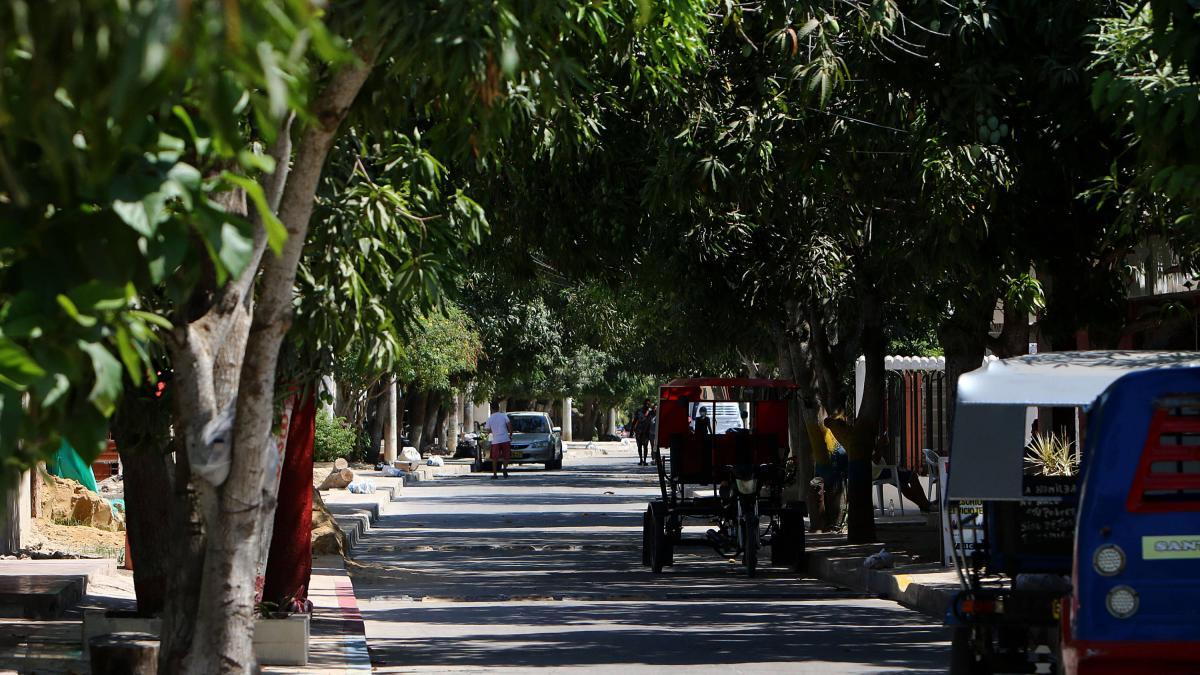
top-left (561, 397), bottom-right (573, 441)
top-left (383, 378), bottom-right (398, 464)
top-left (319, 376), bottom-right (336, 418)
top-left (463, 387), bottom-right (476, 435)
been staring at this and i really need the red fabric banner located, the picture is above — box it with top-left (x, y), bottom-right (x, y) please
top-left (263, 388), bottom-right (317, 607)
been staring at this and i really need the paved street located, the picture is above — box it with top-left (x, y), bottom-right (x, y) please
top-left (351, 447), bottom-right (950, 673)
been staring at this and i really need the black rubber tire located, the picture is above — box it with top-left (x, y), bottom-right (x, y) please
top-left (743, 510), bottom-right (759, 577)
top-left (545, 458), bottom-right (562, 470)
top-left (950, 626), bottom-right (987, 675)
top-left (649, 502), bottom-right (672, 573)
top-left (772, 507), bottom-right (807, 570)
top-left (641, 508), bottom-right (653, 567)
top-left (471, 459), bottom-right (484, 473)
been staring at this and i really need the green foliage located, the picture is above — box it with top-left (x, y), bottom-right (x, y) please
top-left (1025, 431), bottom-right (1079, 477)
top-left (1091, 2), bottom-right (1199, 233)
top-left (394, 303), bottom-right (483, 392)
top-left (313, 411), bottom-right (365, 463)
top-left (290, 129), bottom-right (486, 383)
top-left (0, 0), bottom-right (336, 467)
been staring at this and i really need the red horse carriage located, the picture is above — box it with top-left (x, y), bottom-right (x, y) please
top-left (642, 378), bottom-right (806, 576)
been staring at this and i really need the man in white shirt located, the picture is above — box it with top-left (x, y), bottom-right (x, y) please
top-left (484, 410), bottom-right (513, 479)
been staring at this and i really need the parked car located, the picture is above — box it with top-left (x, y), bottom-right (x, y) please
top-left (473, 411), bottom-right (564, 471)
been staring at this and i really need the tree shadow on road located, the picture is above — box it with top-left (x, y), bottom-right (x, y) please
top-left (363, 599), bottom-right (949, 672)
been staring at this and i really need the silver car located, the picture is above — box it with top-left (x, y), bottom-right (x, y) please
top-left (474, 411), bottom-right (564, 471)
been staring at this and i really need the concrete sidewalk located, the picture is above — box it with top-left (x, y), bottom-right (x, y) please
top-left (804, 520), bottom-right (959, 621)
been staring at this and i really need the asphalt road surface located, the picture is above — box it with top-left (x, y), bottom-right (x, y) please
top-left (351, 447), bottom-right (950, 673)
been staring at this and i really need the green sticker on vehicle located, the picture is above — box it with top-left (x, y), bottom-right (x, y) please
top-left (1143, 535), bottom-right (1200, 559)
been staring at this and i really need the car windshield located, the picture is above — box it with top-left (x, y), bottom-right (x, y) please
top-left (511, 416), bottom-right (550, 434)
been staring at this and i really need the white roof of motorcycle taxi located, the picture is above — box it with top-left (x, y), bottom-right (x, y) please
top-left (948, 351), bottom-right (1200, 501)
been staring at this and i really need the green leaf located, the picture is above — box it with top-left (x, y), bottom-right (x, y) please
top-left (78, 341), bottom-right (122, 417)
top-left (221, 171), bottom-right (286, 255)
top-left (57, 295), bottom-right (98, 327)
top-left (112, 198), bottom-right (158, 237)
top-left (237, 149), bottom-right (277, 174)
top-left (34, 373), bottom-right (70, 409)
top-left (127, 310), bottom-right (173, 330)
top-left (114, 324), bottom-right (143, 385)
top-left (0, 336), bottom-right (46, 389)
top-left (68, 281), bottom-right (130, 313)
top-left (217, 222), bottom-right (255, 277)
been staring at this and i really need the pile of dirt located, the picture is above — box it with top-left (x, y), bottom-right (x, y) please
top-left (38, 474), bottom-right (125, 532)
top-left (311, 487), bottom-right (346, 557)
top-left (28, 519), bottom-right (125, 558)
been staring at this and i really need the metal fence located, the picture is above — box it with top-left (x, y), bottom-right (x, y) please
top-left (882, 369), bottom-right (948, 474)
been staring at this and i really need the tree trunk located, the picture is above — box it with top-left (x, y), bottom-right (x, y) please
top-left (580, 399), bottom-right (601, 441)
top-left (844, 292), bottom-right (886, 544)
top-left (382, 379), bottom-right (397, 463)
top-left (434, 403), bottom-right (449, 453)
top-left (367, 386), bottom-right (384, 463)
top-left (175, 56), bottom-right (375, 674)
top-left (409, 391), bottom-right (428, 452)
top-left (447, 393), bottom-right (462, 450)
top-left (157, 442), bottom-right (205, 672)
top-left (422, 395), bottom-right (441, 452)
top-left (939, 292), bottom-right (996, 450)
top-left (29, 462), bottom-right (41, 519)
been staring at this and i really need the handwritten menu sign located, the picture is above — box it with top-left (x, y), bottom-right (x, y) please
top-left (1019, 476), bottom-right (1078, 552)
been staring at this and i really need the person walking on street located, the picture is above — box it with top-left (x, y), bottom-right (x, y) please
top-left (485, 409), bottom-right (513, 479)
top-left (635, 404), bottom-right (656, 466)
top-left (631, 399), bottom-right (652, 465)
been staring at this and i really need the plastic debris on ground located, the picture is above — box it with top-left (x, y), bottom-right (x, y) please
top-left (347, 480), bottom-right (376, 494)
top-left (863, 548), bottom-right (895, 570)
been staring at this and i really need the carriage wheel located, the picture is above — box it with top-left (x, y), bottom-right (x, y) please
top-left (641, 507), bottom-right (653, 567)
top-left (649, 502), bottom-right (673, 573)
top-left (742, 508), bottom-right (759, 577)
top-left (771, 506), bottom-right (807, 571)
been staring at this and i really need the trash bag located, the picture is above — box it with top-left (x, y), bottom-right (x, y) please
top-left (347, 480), bottom-right (376, 494)
top-left (193, 403), bottom-right (236, 486)
top-left (400, 447), bottom-right (421, 463)
top-left (864, 548), bottom-right (895, 570)
top-left (381, 465), bottom-right (404, 477)
top-left (426, 456), bottom-right (444, 467)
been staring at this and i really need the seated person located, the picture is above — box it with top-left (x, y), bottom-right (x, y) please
top-left (725, 409), bottom-right (750, 434)
top-left (871, 432), bottom-right (932, 513)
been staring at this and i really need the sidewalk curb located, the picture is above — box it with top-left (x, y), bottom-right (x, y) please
top-left (806, 548), bottom-right (955, 620)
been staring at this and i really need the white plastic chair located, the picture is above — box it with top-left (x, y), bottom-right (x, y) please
top-left (873, 463), bottom-right (905, 516)
top-left (923, 448), bottom-right (942, 504)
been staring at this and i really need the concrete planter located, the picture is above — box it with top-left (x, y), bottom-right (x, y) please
top-left (82, 611), bottom-right (160, 656)
top-left (82, 610), bottom-right (309, 666)
top-left (253, 613), bottom-right (310, 666)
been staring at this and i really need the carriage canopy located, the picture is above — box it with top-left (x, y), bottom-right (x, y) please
top-left (656, 378), bottom-right (797, 451)
top-left (948, 351), bottom-right (1200, 501)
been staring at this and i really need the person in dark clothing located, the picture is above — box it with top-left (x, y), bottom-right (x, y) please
top-left (631, 399), bottom-right (653, 466)
top-left (634, 405), bottom-right (656, 466)
top-left (694, 407), bottom-right (712, 435)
